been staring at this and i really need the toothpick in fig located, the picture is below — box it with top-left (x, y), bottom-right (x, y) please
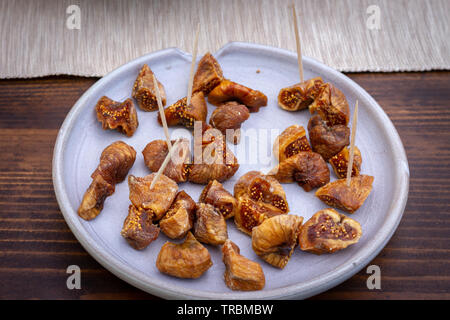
top-left (292, 5), bottom-right (304, 83)
top-left (153, 74), bottom-right (172, 151)
top-left (150, 139), bottom-right (181, 189)
top-left (186, 23), bottom-right (200, 107)
top-left (346, 100), bottom-right (359, 186)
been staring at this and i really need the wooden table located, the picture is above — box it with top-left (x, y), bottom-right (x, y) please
top-left (0, 72), bottom-right (449, 300)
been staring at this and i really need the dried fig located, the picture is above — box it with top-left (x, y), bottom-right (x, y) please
top-left (209, 101), bottom-right (250, 144)
top-left (121, 205), bottom-right (160, 250)
top-left (234, 171), bottom-right (289, 235)
top-left (329, 146), bottom-right (362, 179)
top-left (192, 52), bottom-right (224, 95)
top-left (198, 122), bottom-right (216, 145)
top-left (159, 191), bottom-right (196, 239)
top-left (78, 175), bottom-right (114, 221)
top-left (268, 151), bottom-right (330, 192)
top-left (199, 180), bottom-right (237, 219)
top-left (188, 136), bottom-right (239, 184)
top-left (235, 196), bottom-right (287, 236)
top-left (156, 232), bottom-right (212, 279)
top-left (252, 214), bottom-right (303, 269)
top-left (222, 239), bottom-right (265, 291)
top-left (158, 91), bottom-right (207, 128)
top-left (309, 83), bottom-right (350, 126)
top-left (91, 141), bottom-right (136, 185)
top-left (234, 171), bottom-right (289, 212)
top-left (208, 79), bottom-right (267, 112)
top-left (278, 77), bottom-right (324, 111)
top-left (273, 125), bottom-right (311, 162)
top-left (308, 115), bottom-right (350, 160)
top-left (132, 64), bottom-right (166, 111)
top-left (194, 203), bottom-right (228, 245)
top-left (316, 175), bottom-right (374, 213)
top-left (78, 141), bottom-right (136, 220)
top-left (142, 139), bottom-right (191, 183)
top-left (95, 96), bottom-right (138, 137)
top-left (128, 173), bottom-right (178, 221)
top-left (299, 208), bottom-right (362, 254)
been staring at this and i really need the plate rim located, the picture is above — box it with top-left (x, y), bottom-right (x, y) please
top-left (52, 41), bottom-right (410, 299)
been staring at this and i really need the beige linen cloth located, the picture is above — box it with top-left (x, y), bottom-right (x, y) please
top-left (1, 0), bottom-right (448, 78)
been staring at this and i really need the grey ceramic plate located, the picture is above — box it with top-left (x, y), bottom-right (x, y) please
top-left (52, 42), bottom-right (409, 299)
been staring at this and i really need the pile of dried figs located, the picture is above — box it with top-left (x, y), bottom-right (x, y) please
top-left (77, 52), bottom-right (374, 291)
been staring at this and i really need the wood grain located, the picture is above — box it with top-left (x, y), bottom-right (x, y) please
top-left (0, 73), bottom-right (449, 299)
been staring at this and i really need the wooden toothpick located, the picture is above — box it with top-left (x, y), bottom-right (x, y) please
top-left (186, 23), bottom-right (200, 107)
top-left (150, 139), bottom-right (180, 189)
top-left (292, 5), bottom-right (304, 83)
top-left (153, 74), bottom-right (172, 151)
top-left (346, 100), bottom-right (359, 187)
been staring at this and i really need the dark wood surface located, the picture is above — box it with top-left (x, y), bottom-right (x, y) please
top-left (0, 72), bottom-right (449, 300)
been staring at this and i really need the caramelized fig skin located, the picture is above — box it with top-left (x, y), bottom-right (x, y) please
top-left (156, 232), bottom-right (213, 279)
top-left (308, 115), bottom-right (350, 160)
top-left (273, 125), bottom-right (311, 162)
top-left (121, 205), bottom-right (160, 250)
top-left (78, 141), bottom-right (136, 220)
top-left (278, 77), bottom-right (324, 111)
top-left (192, 52), bottom-right (224, 95)
top-left (329, 146), bottom-right (362, 179)
top-left (199, 180), bottom-right (237, 219)
top-left (132, 64), bottom-right (166, 111)
top-left (209, 101), bottom-right (250, 144)
top-left (128, 173), bottom-right (178, 221)
top-left (222, 240), bottom-right (265, 291)
top-left (316, 175), bottom-right (374, 213)
top-left (198, 122), bottom-right (216, 145)
top-left (194, 203), bottom-right (228, 245)
top-left (188, 136), bottom-right (239, 184)
top-left (252, 214), bottom-right (303, 269)
top-left (91, 141), bottom-right (137, 185)
top-left (142, 139), bottom-right (191, 183)
top-left (210, 101), bottom-right (250, 130)
top-left (95, 96), bottom-right (138, 137)
top-left (160, 191), bottom-right (196, 239)
top-left (208, 79), bottom-right (268, 112)
top-left (158, 91), bottom-right (207, 128)
top-left (299, 208), bottom-right (362, 254)
top-left (188, 161), bottom-right (239, 184)
top-left (309, 83), bottom-right (350, 126)
top-left (269, 151), bottom-right (330, 192)
top-left (78, 175), bottom-right (114, 221)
